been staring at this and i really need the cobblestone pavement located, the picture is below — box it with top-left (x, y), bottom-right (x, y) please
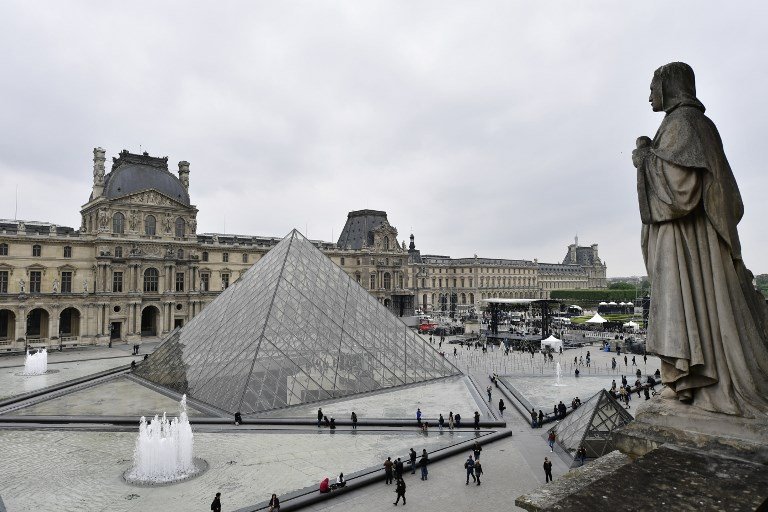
top-left (0, 428), bottom-right (476, 511)
top-left (12, 376), bottom-right (207, 417)
top-left (305, 413), bottom-right (570, 512)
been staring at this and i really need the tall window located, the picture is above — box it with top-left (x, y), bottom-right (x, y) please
top-left (113, 272), bottom-right (123, 292)
top-left (355, 273), bottom-right (361, 284)
top-left (115, 246), bottom-right (123, 258)
top-left (32, 244), bottom-right (41, 257)
top-left (144, 215), bottom-right (156, 236)
top-left (222, 252), bottom-right (229, 263)
top-left (370, 274), bottom-right (376, 290)
top-left (143, 268), bottom-right (159, 292)
top-left (63, 246), bottom-right (72, 258)
top-left (177, 249), bottom-right (184, 259)
top-left (200, 272), bottom-right (210, 292)
top-left (113, 212), bottom-right (125, 234)
top-left (222, 273), bottom-right (230, 289)
top-left (0, 243), bottom-right (7, 256)
top-left (61, 271), bottom-right (72, 293)
top-left (175, 217), bottom-right (185, 238)
top-left (383, 272), bottom-right (391, 290)
top-left (242, 253), bottom-right (248, 263)
top-left (340, 257), bottom-right (345, 266)
top-left (175, 272), bottom-right (185, 292)
top-left (398, 273), bottom-right (404, 288)
top-left (0, 271), bottom-right (7, 293)
top-left (383, 236), bottom-right (389, 250)
top-left (202, 251), bottom-right (209, 262)
top-left (29, 271), bottom-right (42, 293)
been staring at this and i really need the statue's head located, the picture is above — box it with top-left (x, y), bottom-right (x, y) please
top-left (650, 62), bottom-right (703, 113)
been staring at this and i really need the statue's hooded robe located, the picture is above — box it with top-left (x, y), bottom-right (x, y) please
top-left (639, 62), bottom-right (768, 416)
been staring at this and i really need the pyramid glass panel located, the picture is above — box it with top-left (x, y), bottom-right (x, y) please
top-left (135, 230), bottom-right (461, 414)
top-left (549, 389), bottom-right (634, 467)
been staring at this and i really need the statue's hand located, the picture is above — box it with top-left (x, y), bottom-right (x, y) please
top-left (632, 137), bottom-right (652, 169)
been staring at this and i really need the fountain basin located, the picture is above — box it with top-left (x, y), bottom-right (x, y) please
top-left (122, 457), bottom-right (208, 486)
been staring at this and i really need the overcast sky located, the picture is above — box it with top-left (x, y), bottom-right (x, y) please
top-left (1, 2), bottom-right (766, 277)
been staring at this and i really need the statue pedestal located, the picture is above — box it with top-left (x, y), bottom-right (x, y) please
top-left (614, 396), bottom-right (768, 464)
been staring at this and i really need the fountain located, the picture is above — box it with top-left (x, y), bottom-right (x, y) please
top-left (554, 362), bottom-right (566, 387)
top-left (123, 395), bottom-right (207, 485)
top-left (22, 349), bottom-right (48, 375)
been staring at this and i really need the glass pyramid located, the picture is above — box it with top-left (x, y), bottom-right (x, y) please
top-left (549, 389), bottom-right (634, 467)
top-left (135, 230), bottom-right (461, 415)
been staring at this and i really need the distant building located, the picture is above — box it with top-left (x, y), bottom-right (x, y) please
top-left (0, 148), bottom-right (607, 351)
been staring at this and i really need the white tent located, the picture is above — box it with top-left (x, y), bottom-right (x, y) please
top-left (540, 334), bottom-right (563, 352)
top-left (623, 320), bottom-right (639, 331)
top-left (585, 313), bottom-right (607, 324)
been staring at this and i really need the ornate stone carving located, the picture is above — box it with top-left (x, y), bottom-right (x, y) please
top-left (98, 209), bottom-right (109, 230)
top-left (129, 210), bottom-right (139, 231)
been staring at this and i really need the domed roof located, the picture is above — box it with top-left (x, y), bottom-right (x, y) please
top-left (101, 150), bottom-right (190, 206)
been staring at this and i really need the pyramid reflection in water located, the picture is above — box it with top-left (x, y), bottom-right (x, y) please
top-left (136, 230), bottom-right (461, 415)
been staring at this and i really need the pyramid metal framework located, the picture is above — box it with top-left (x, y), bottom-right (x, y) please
top-left (136, 230), bottom-right (461, 415)
top-left (549, 389), bottom-right (634, 467)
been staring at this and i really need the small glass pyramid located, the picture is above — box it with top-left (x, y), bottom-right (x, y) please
top-left (549, 389), bottom-right (634, 466)
top-left (135, 230), bottom-right (461, 415)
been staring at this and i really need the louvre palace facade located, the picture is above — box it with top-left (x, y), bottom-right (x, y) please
top-left (0, 148), bottom-right (606, 351)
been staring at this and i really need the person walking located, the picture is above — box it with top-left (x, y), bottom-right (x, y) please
top-left (538, 410), bottom-right (544, 427)
top-left (448, 411), bottom-right (455, 430)
top-left (486, 385), bottom-right (492, 402)
top-left (577, 446), bottom-right (587, 466)
top-left (472, 441), bottom-right (482, 460)
top-left (409, 448), bottom-right (417, 474)
top-left (474, 459), bottom-right (483, 485)
top-left (317, 408), bottom-right (323, 427)
top-left (393, 478), bottom-right (406, 506)
top-left (268, 493), bottom-right (280, 512)
top-left (547, 431), bottom-right (556, 452)
top-left (530, 408), bottom-right (537, 428)
top-left (395, 458), bottom-right (404, 480)
top-left (211, 492), bottom-right (222, 512)
top-left (438, 413), bottom-right (445, 431)
top-left (498, 398), bottom-right (505, 417)
top-left (416, 408), bottom-right (422, 426)
top-left (419, 449), bottom-right (429, 481)
top-left (624, 355), bottom-right (628, 367)
top-left (454, 413), bottom-right (461, 428)
top-left (465, 455), bottom-right (476, 484)
top-left (543, 457), bottom-right (553, 483)
top-left (351, 411), bottom-right (358, 430)
top-left (632, 355), bottom-right (637, 366)
top-left (473, 411), bottom-right (480, 430)
top-left (384, 457), bottom-right (394, 485)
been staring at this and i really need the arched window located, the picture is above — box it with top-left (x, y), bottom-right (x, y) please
top-left (469, 293), bottom-right (475, 304)
top-left (202, 251), bottom-right (209, 262)
top-left (143, 268), bottom-right (159, 292)
top-left (63, 246), bottom-right (72, 258)
top-left (383, 272), bottom-right (391, 290)
top-left (370, 274), bottom-right (376, 290)
top-left (0, 243), bottom-right (8, 256)
top-left (175, 217), bottom-right (185, 238)
top-left (383, 236), bottom-right (390, 251)
top-left (144, 215), bottom-right (156, 236)
top-left (112, 212), bottom-right (125, 234)
top-left (32, 244), bottom-right (41, 257)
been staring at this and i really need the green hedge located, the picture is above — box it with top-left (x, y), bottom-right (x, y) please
top-left (550, 289), bottom-right (639, 306)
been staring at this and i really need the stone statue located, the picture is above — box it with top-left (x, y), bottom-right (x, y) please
top-left (129, 210), bottom-right (139, 231)
top-left (19, 278), bottom-right (25, 293)
top-left (632, 62), bottom-right (768, 417)
top-left (83, 279), bottom-right (88, 294)
top-left (189, 218), bottom-right (197, 234)
top-left (164, 213), bottom-right (172, 233)
top-left (52, 278), bottom-right (59, 293)
top-left (98, 209), bottom-right (108, 229)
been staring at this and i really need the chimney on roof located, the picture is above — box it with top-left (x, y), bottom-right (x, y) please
top-left (178, 161), bottom-right (190, 191)
top-left (92, 147), bottom-right (106, 197)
